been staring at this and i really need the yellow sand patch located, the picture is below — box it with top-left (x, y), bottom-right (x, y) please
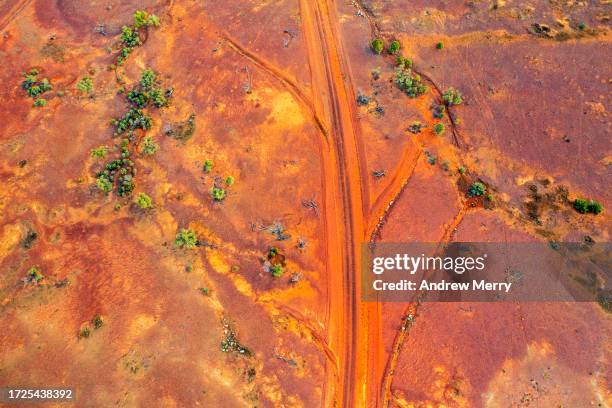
top-left (0, 223), bottom-right (23, 258)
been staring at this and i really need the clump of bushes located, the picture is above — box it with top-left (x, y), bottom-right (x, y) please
top-left (468, 182), bottom-right (487, 197)
top-left (175, 228), bottom-right (197, 249)
top-left (371, 38), bottom-right (384, 54)
top-left (117, 11), bottom-right (160, 65)
top-left (388, 40), bottom-right (401, 55)
top-left (395, 68), bottom-right (428, 98)
top-left (573, 198), bottom-right (603, 215)
top-left (127, 69), bottom-right (171, 109)
top-left (443, 87), bottom-right (463, 106)
top-left (112, 108), bottom-right (152, 136)
top-left (395, 56), bottom-right (413, 69)
top-left (21, 69), bottom-right (52, 99)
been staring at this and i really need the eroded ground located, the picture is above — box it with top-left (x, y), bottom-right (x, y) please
top-left (0, 0), bottom-right (610, 407)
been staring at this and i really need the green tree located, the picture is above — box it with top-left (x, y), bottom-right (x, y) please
top-left (468, 182), bottom-right (486, 197)
top-left (77, 76), bottom-right (94, 94)
top-left (175, 228), bottom-right (197, 248)
top-left (210, 186), bottom-right (226, 201)
top-left (135, 192), bottom-right (153, 209)
top-left (388, 40), bottom-right (401, 55)
top-left (371, 38), bottom-right (384, 54)
top-left (141, 136), bottom-right (159, 155)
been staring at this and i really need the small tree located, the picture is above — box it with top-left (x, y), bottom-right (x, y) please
top-left (175, 228), bottom-right (197, 248)
top-left (468, 182), bottom-right (486, 197)
top-left (371, 38), bottom-right (384, 54)
top-left (141, 136), bottom-right (159, 155)
top-left (388, 40), bottom-right (401, 55)
top-left (203, 159), bottom-right (214, 173)
top-left (443, 88), bottom-right (463, 106)
top-left (77, 76), bottom-right (94, 94)
top-left (135, 192), bottom-right (153, 209)
top-left (90, 145), bottom-right (108, 159)
top-left (210, 186), bottom-right (226, 201)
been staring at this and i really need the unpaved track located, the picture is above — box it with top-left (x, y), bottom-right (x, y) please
top-left (299, 0), bottom-right (371, 406)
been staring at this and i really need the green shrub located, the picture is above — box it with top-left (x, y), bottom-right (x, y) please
top-left (270, 264), bottom-right (284, 278)
top-left (468, 182), bottom-right (486, 197)
top-left (135, 192), bottom-right (153, 209)
top-left (203, 159), bottom-right (214, 173)
top-left (27, 265), bottom-right (44, 282)
top-left (77, 76), bottom-right (94, 94)
top-left (436, 42), bottom-right (444, 49)
top-left (113, 109), bottom-right (152, 135)
top-left (175, 228), bottom-right (197, 248)
top-left (96, 175), bottom-right (113, 194)
top-left (225, 176), bottom-right (235, 186)
top-left (92, 315), bottom-right (104, 329)
top-left (574, 198), bottom-right (603, 215)
top-left (21, 69), bottom-right (52, 98)
top-left (210, 186), bottom-right (226, 201)
top-left (133, 10), bottom-right (159, 29)
top-left (434, 123), bottom-right (445, 135)
top-left (371, 38), bottom-right (384, 54)
top-left (458, 166), bottom-right (466, 174)
top-left (141, 136), bottom-right (159, 155)
top-left (395, 56), bottom-right (413, 69)
top-left (140, 68), bottom-right (156, 90)
top-left (589, 200), bottom-right (603, 214)
top-left (91, 145), bottom-right (108, 159)
top-left (395, 68), bottom-right (428, 98)
top-left (33, 98), bottom-right (46, 107)
top-left (388, 40), bottom-right (401, 55)
top-left (443, 88), bottom-right (463, 106)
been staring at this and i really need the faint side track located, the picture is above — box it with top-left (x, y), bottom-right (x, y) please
top-left (0, 0), bottom-right (32, 32)
top-left (220, 32), bottom-right (330, 143)
top-left (378, 205), bottom-right (468, 407)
